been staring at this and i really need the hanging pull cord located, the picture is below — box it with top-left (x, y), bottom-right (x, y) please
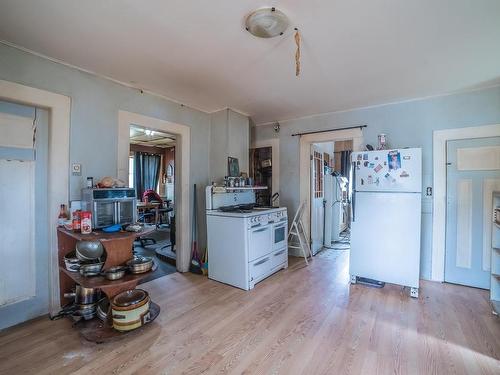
top-left (294, 29), bottom-right (301, 76)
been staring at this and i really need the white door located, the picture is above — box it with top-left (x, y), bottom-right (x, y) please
top-left (0, 105), bottom-right (49, 330)
top-left (445, 137), bottom-right (500, 289)
top-left (310, 145), bottom-right (324, 255)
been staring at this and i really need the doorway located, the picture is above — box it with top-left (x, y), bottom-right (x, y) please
top-left (128, 125), bottom-right (177, 282)
top-left (310, 141), bottom-right (352, 256)
top-left (249, 146), bottom-right (274, 206)
top-left (118, 111), bottom-right (191, 273)
top-left (445, 136), bottom-right (500, 289)
top-left (298, 128), bottom-right (363, 259)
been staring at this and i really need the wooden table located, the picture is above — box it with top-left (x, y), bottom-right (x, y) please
top-left (137, 202), bottom-right (160, 227)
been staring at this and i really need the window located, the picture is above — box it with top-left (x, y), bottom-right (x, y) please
top-left (128, 154), bottom-right (134, 188)
top-left (314, 151), bottom-right (323, 198)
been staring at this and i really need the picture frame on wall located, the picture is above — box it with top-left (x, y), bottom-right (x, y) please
top-left (228, 157), bottom-right (240, 177)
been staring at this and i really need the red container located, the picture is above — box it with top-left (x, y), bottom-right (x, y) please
top-left (72, 210), bottom-right (81, 232)
top-left (80, 211), bottom-right (92, 234)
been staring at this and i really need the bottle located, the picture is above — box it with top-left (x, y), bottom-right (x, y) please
top-left (58, 204), bottom-right (68, 227)
top-left (72, 210), bottom-right (81, 232)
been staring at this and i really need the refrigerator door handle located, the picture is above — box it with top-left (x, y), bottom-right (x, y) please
top-left (351, 161), bottom-right (356, 222)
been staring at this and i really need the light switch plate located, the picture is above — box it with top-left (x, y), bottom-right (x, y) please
top-left (72, 163), bottom-right (82, 176)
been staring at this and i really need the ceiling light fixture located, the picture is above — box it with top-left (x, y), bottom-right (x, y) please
top-left (245, 7), bottom-right (289, 38)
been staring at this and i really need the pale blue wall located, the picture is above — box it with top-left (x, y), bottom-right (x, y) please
top-left (0, 43), bottom-right (212, 248)
top-left (252, 86), bottom-right (500, 279)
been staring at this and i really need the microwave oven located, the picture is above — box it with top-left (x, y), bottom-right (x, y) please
top-left (81, 188), bottom-right (137, 229)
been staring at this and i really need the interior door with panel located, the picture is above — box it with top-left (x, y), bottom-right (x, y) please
top-left (445, 137), bottom-right (500, 289)
top-left (0, 104), bottom-right (49, 330)
top-left (310, 145), bottom-right (324, 255)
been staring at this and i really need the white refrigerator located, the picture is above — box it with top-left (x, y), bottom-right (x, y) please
top-left (349, 148), bottom-right (422, 297)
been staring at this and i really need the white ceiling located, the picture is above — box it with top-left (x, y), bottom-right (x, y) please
top-left (129, 125), bottom-right (176, 148)
top-left (0, 1), bottom-right (499, 124)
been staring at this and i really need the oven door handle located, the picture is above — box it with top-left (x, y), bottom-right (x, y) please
top-left (254, 257), bottom-right (270, 266)
top-left (252, 227), bottom-right (268, 233)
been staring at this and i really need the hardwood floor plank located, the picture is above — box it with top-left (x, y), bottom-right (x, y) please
top-left (0, 252), bottom-right (498, 375)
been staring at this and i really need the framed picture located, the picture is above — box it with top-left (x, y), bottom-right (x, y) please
top-left (228, 157), bottom-right (240, 177)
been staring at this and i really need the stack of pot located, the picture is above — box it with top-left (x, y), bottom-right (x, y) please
top-left (59, 285), bottom-right (101, 320)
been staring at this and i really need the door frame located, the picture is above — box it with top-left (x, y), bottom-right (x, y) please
top-left (432, 123), bottom-right (500, 281)
top-left (299, 128), bottom-right (364, 245)
top-left (117, 110), bottom-right (191, 272)
top-left (0, 79), bottom-right (71, 315)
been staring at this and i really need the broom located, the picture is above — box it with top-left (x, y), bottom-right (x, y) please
top-left (189, 183), bottom-right (203, 274)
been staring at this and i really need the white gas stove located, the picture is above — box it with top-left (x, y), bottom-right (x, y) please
top-left (206, 186), bottom-right (288, 290)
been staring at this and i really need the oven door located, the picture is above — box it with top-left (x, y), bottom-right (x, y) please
top-left (273, 220), bottom-right (288, 250)
top-left (93, 201), bottom-right (116, 228)
top-left (117, 200), bottom-right (136, 225)
top-left (248, 225), bottom-right (273, 261)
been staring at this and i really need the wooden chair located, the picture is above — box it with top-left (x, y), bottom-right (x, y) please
top-left (288, 201), bottom-right (313, 264)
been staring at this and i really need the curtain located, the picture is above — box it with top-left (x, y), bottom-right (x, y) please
top-left (134, 152), bottom-right (161, 199)
top-left (340, 150), bottom-right (351, 177)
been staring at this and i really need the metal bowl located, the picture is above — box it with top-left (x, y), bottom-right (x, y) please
top-left (64, 251), bottom-right (80, 272)
top-left (76, 240), bottom-right (104, 261)
top-left (102, 266), bottom-right (127, 280)
top-left (126, 257), bottom-right (153, 274)
top-left (79, 261), bottom-right (104, 277)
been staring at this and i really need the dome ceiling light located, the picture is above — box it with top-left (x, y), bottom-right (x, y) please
top-left (245, 7), bottom-right (289, 38)
top-left (245, 7), bottom-right (302, 77)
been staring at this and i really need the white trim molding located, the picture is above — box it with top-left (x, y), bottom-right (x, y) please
top-left (0, 79), bottom-right (71, 315)
top-left (432, 123), bottom-right (500, 281)
top-left (299, 128), bottom-right (364, 244)
top-left (118, 111), bottom-right (191, 272)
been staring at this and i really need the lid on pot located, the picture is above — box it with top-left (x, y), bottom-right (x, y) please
top-left (112, 289), bottom-right (148, 307)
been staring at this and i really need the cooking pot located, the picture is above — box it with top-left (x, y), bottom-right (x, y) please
top-left (50, 301), bottom-right (97, 321)
top-left (78, 261), bottom-right (104, 277)
top-left (64, 285), bottom-right (100, 305)
top-left (111, 289), bottom-right (151, 332)
top-left (64, 251), bottom-right (80, 272)
top-left (76, 240), bottom-right (104, 261)
top-left (97, 297), bottom-right (110, 322)
top-left (73, 303), bottom-right (98, 320)
top-left (126, 257), bottom-right (153, 274)
top-left (102, 266), bottom-right (127, 280)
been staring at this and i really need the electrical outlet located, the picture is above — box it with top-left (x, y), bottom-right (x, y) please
top-left (426, 187), bottom-right (432, 196)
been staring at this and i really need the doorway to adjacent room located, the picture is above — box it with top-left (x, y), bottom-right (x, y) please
top-left (297, 127), bottom-right (364, 259)
top-left (310, 141), bottom-right (352, 257)
top-left (117, 110), bottom-right (191, 274)
top-left (128, 125), bottom-right (178, 281)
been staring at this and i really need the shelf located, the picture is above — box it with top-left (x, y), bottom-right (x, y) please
top-left (217, 186), bottom-right (268, 192)
top-left (491, 300), bottom-right (500, 316)
top-left (76, 301), bottom-right (160, 343)
top-left (57, 226), bottom-right (156, 241)
top-left (59, 266), bottom-right (155, 290)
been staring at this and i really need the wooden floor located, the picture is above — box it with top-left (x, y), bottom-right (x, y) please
top-left (1, 252), bottom-right (499, 374)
